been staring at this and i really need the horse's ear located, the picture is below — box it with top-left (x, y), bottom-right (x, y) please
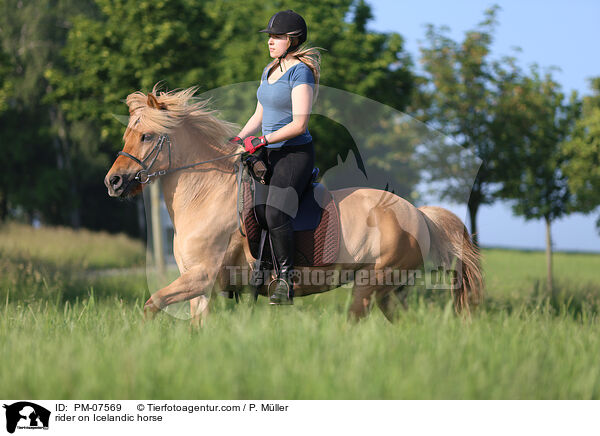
top-left (147, 93), bottom-right (167, 110)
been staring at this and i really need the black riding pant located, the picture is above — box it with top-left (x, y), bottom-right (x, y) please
top-left (254, 141), bottom-right (315, 230)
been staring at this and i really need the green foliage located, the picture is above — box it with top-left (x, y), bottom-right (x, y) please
top-left (47, 0), bottom-right (214, 143)
top-left (0, 108), bottom-right (66, 221)
top-left (495, 67), bottom-right (580, 222)
top-left (0, 48), bottom-right (13, 114)
top-left (417, 6), bottom-right (510, 241)
top-left (306, 1), bottom-right (416, 192)
top-left (489, 65), bottom-right (581, 289)
top-left (0, 0), bottom-right (88, 222)
top-left (562, 77), bottom-right (600, 230)
top-left (0, 0), bottom-right (143, 230)
top-left (416, 5), bottom-right (586, 246)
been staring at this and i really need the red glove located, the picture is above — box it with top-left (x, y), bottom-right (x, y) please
top-left (229, 136), bottom-right (243, 146)
top-left (243, 135), bottom-right (268, 154)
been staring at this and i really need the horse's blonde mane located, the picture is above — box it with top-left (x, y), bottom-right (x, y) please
top-left (124, 83), bottom-right (238, 153)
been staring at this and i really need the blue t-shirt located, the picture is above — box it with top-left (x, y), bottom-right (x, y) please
top-left (257, 62), bottom-right (315, 148)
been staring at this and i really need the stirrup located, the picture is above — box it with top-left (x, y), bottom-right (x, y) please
top-left (267, 277), bottom-right (293, 305)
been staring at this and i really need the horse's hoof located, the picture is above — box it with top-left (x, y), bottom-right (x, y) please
top-left (189, 317), bottom-right (204, 330)
top-left (143, 297), bottom-right (160, 320)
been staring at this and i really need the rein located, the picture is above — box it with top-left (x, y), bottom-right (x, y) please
top-left (117, 133), bottom-right (244, 184)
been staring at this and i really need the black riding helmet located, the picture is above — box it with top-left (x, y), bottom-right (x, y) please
top-left (259, 10), bottom-right (307, 70)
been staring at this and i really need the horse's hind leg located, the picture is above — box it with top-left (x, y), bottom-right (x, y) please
top-left (349, 282), bottom-right (398, 321)
top-left (376, 285), bottom-right (408, 322)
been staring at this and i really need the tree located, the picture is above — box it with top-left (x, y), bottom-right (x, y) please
top-left (417, 5), bottom-right (512, 245)
top-left (495, 67), bottom-right (581, 291)
top-left (45, 0), bottom-right (215, 233)
top-left (0, 48), bottom-right (12, 114)
top-left (0, 0), bottom-right (96, 225)
top-left (316, 0), bottom-right (417, 196)
top-left (562, 77), bottom-right (600, 232)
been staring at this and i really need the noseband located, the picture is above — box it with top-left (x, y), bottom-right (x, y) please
top-left (117, 134), bottom-right (244, 184)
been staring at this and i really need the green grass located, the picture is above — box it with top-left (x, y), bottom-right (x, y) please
top-left (1, 223), bottom-right (600, 399)
top-left (0, 221), bottom-right (145, 269)
top-left (0, 221), bottom-right (146, 305)
top-left (2, 298), bottom-right (599, 399)
top-left (482, 248), bottom-right (600, 298)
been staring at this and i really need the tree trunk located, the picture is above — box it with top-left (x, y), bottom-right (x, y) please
top-left (150, 181), bottom-right (165, 278)
top-left (48, 103), bottom-right (81, 228)
top-left (136, 196), bottom-right (146, 241)
top-left (0, 190), bottom-right (7, 222)
top-left (545, 215), bottom-right (553, 293)
top-left (69, 200), bottom-right (81, 229)
top-left (468, 201), bottom-right (479, 247)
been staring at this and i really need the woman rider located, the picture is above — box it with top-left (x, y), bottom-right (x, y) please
top-left (231, 10), bottom-right (321, 305)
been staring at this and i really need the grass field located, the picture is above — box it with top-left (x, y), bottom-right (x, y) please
top-left (1, 222), bottom-right (600, 399)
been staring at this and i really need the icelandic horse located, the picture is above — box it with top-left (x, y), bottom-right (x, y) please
top-left (104, 85), bottom-right (483, 325)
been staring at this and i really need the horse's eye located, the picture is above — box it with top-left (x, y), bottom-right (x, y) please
top-left (141, 134), bottom-right (153, 142)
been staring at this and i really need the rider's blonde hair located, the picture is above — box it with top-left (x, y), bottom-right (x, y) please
top-left (268, 36), bottom-right (324, 100)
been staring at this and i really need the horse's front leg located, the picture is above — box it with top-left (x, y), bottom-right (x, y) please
top-left (144, 264), bottom-right (217, 319)
top-left (190, 295), bottom-right (210, 327)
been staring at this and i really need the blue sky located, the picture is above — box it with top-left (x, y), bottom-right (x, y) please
top-left (367, 0), bottom-right (600, 252)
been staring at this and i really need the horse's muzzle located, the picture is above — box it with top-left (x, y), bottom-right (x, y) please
top-left (105, 172), bottom-right (135, 197)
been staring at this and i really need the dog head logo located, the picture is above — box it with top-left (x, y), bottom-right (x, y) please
top-left (3, 402), bottom-right (50, 434)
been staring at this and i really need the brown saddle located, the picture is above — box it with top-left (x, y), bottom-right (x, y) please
top-left (240, 168), bottom-right (340, 267)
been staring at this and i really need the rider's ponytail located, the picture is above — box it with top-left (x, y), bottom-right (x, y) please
top-left (291, 42), bottom-right (323, 101)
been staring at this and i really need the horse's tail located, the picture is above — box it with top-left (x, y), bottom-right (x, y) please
top-left (418, 206), bottom-right (484, 313)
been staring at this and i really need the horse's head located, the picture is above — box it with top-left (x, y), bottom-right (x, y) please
top-left (105, 92), bottom-right (171, 198)
top-left (105, 85), bottom-right (239, 198)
